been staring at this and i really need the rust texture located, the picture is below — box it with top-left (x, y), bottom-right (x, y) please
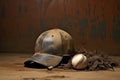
top-left (0, 0), bottom-right (120, 55)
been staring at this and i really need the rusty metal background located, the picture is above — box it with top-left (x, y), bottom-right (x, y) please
top-left (0, 0), bottom-right (120, 55)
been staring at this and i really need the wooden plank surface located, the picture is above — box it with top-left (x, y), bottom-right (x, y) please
top-left (0, 53), bottom-right (120, 80)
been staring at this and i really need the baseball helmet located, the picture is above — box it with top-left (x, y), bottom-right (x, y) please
top-left (24, 28), bottom-right (75, 68)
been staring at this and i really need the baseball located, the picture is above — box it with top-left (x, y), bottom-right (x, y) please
top-left (71, 54), bottom-right (88, 69)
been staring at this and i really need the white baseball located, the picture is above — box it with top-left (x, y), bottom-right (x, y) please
top-left (71, 54), bottom-right (88, 69)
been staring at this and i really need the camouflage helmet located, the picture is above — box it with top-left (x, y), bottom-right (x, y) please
top-left (24, 28), bottom-right (75, 68)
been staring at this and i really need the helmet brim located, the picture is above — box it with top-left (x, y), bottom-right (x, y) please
top-left (24, 53), bottom-right (62, 68)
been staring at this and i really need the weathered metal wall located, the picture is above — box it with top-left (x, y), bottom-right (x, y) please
top-left (0, 0), bottom-right (120, 55)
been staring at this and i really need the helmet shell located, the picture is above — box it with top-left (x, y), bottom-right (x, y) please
top-left (35, 28), bottom-right (75, 56)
